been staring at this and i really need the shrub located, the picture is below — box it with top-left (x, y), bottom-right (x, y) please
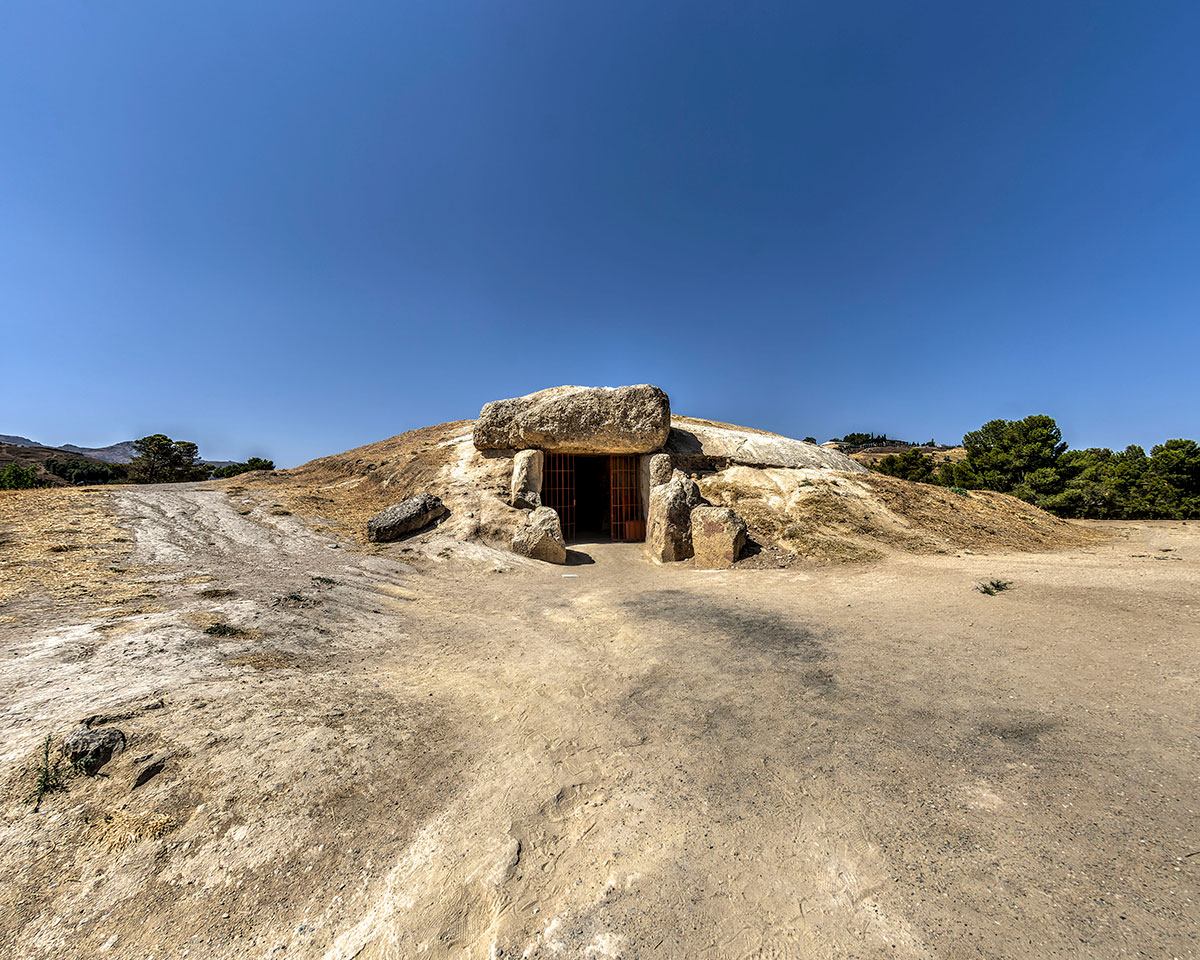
top-left (0, 463), bottom-right (41, 489)
top-left (211, 457), bottom-right (276, 479)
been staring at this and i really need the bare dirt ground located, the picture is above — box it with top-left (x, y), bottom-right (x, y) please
top-left (0, 484), bottom-right (1197, 959)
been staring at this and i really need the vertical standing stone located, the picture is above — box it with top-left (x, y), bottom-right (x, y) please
top-left (690, 506), bottom-right (747, 568)
top-left (511, 449), bottom-right (544, 509)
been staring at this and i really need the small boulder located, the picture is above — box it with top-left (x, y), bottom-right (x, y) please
top-left (646, 472), bottom-right (695, 563)
top-left (367, 494), bottom-right (448, 543)
top-left (690, 506), bottom-right (747, 569)
top-left (511, 449), bottom-right (544, 510)
top-left (63, 725), bottom-right (126, 774)
top-left (511, 507), bottom-right (567, 564)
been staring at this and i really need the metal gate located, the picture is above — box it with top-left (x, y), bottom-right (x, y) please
top-left (542, 452), bottom-right (576, 540)
top-left (609, 455), bottom-right (645, 541)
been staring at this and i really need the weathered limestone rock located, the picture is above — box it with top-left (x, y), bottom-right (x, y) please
top-left (63, 725), bottom-right (126, 774)
top-left (690, 506), bottom-right (747, 569)
top-left (473, 385), bottom-right (671, 454)
top-left (666, 418), bottom-right (868, 473)
top-left (648, 453), bottom-right (673, 486)
top-left (680, 472), bottom-right (708, 509)
top-left (367, 493), bottom-right (448, 543)
top-left (646, 472), bottom-right (695, 563)
top-left (511, 449), bottom-right (543, 510)
top-left (511, 506), bottom-right (567, 564)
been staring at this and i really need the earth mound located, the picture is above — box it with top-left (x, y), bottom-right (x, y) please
top-left (237, 416), bottom-right (1098, 561)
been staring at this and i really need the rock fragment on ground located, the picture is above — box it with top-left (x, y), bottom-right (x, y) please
top-left (367, 494), bottom-right (448, 543)
top-left (690, 506), bottom-right (748, 568)
top-left (63, 725), bottom-right (126, 774)
top-left (511, 506), bottom-right (567, 564)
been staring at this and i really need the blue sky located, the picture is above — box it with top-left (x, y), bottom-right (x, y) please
top-left (2, 1), bottom-right (1197, 466)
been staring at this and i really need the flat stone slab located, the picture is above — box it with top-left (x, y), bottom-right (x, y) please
top-left (473, 385), bottom-right (671, 454)
top-left (666, 418), bottom-right (867, 472)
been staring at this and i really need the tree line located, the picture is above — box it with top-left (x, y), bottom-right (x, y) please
top-left (871, 415), bottom-right (1200, 520)
top-left (0, 434), bottom-right (274, 489)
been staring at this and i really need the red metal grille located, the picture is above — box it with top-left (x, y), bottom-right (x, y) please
top-left (609, 455), bottom-right (645, 541)
top-left (542, 453), bottom-right (576, 540)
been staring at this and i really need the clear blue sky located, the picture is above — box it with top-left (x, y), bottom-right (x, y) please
top-left (3, 2), bottom-right (1197, 466)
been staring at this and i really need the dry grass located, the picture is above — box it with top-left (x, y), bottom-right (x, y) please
top-left (700, 468), bottom-right (1104, 561)
top-left (0, 487), bottom-right (153, 614)
top-left (82, 810), bottom-right (175, 851)
top-left (230, 420), bottom-right (476, 543)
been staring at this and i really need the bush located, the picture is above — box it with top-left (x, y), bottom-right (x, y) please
top-left (210, 457), bottom-right (275, 479)
top-left (0, 463), bottom-right (41, 490)
top-left (872, 448), bottom-right (938, 483)
top-left (45, 458), bottom-right (127, 486)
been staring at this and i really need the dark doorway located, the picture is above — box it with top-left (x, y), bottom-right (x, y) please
top-left (541, 453), bottom-right (645, 543)
top-left (574, 456), bottom-right (610, 538)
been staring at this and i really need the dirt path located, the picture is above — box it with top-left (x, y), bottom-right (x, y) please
top-left (0, 486), bottom-right (1197, 959)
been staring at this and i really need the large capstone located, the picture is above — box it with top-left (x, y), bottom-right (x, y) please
top-left (511, 506), bottom-right (567, 564)
top-left (367, 494), bottom-right (448, 543)
top-left (646, 471), bottom-right (696, 563)
top-left (511, 449), bottom-right (543, 510)
top-left (473, 385), bottom-right (671, 454)
top-left (690, 506), bottom-right (747, 569)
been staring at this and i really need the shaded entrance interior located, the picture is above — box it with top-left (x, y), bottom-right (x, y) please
top-left (542, 453), bottom-right (645, 543)
top-left (575, 456), bottom-right (610, 538)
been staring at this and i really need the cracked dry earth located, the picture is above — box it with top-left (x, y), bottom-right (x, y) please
top-left (0, 485), bottom-right (1198, 960)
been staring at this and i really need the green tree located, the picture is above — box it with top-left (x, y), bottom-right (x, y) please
top-left (947, 415), bottom-right (1067, 494)
top-left (0, 463), bottom-right (40, 490)
top-left (872, 448), bottom-right (938, 483)
top-left (127, 435), bottom-right (212, 484)
top-left (210, 457), bottom-right (276, 479)
top-left (45, 458), bottom-right (127, 485)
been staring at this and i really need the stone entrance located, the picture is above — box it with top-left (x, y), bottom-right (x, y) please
top-left (541, 453), bottom-right (645, 542)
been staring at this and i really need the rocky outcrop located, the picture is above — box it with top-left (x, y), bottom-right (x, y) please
top-left (367, 494), bottom-right (448, 543)
top-left (666, 418), bottom-right (867, 473)
top-left (511, 449), bottom-right (543, 510)
top-left (473, 385), bottom-right (671, 454)
top-left (646, 471), bottom-right (697, 563)
top-left (511, 506), bottom-right (567, 564)
top-left (63, 725), bottom-right (126, 774)
top-left (690, 506), bottom-right (747, 568)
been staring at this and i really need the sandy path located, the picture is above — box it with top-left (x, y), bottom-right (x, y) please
top-left (0, 486), bottom-right (1197, 959)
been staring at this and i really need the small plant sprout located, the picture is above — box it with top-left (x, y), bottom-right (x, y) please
top-left (975, 579), bottom-right (1013, 596)
top-left (26, 735), bottom-right (68, 809)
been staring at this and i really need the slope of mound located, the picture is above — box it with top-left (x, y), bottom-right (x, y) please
top-left (235, 418), bottom-right (1099, 559)
top-left (698, 466), bottom-right (1100, 562)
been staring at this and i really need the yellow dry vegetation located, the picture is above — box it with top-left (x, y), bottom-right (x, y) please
top-left (0, 486), bottom-right (154, 615)
top-left (230, 420), bottom-right (475, 544)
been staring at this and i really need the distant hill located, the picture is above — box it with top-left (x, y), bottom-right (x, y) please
top-left (0, 442), bottom-right (115, 486)
top-left (3, 435), bottom-right (236, 467)
top-left (58, 441), bottom-right (140, 463)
